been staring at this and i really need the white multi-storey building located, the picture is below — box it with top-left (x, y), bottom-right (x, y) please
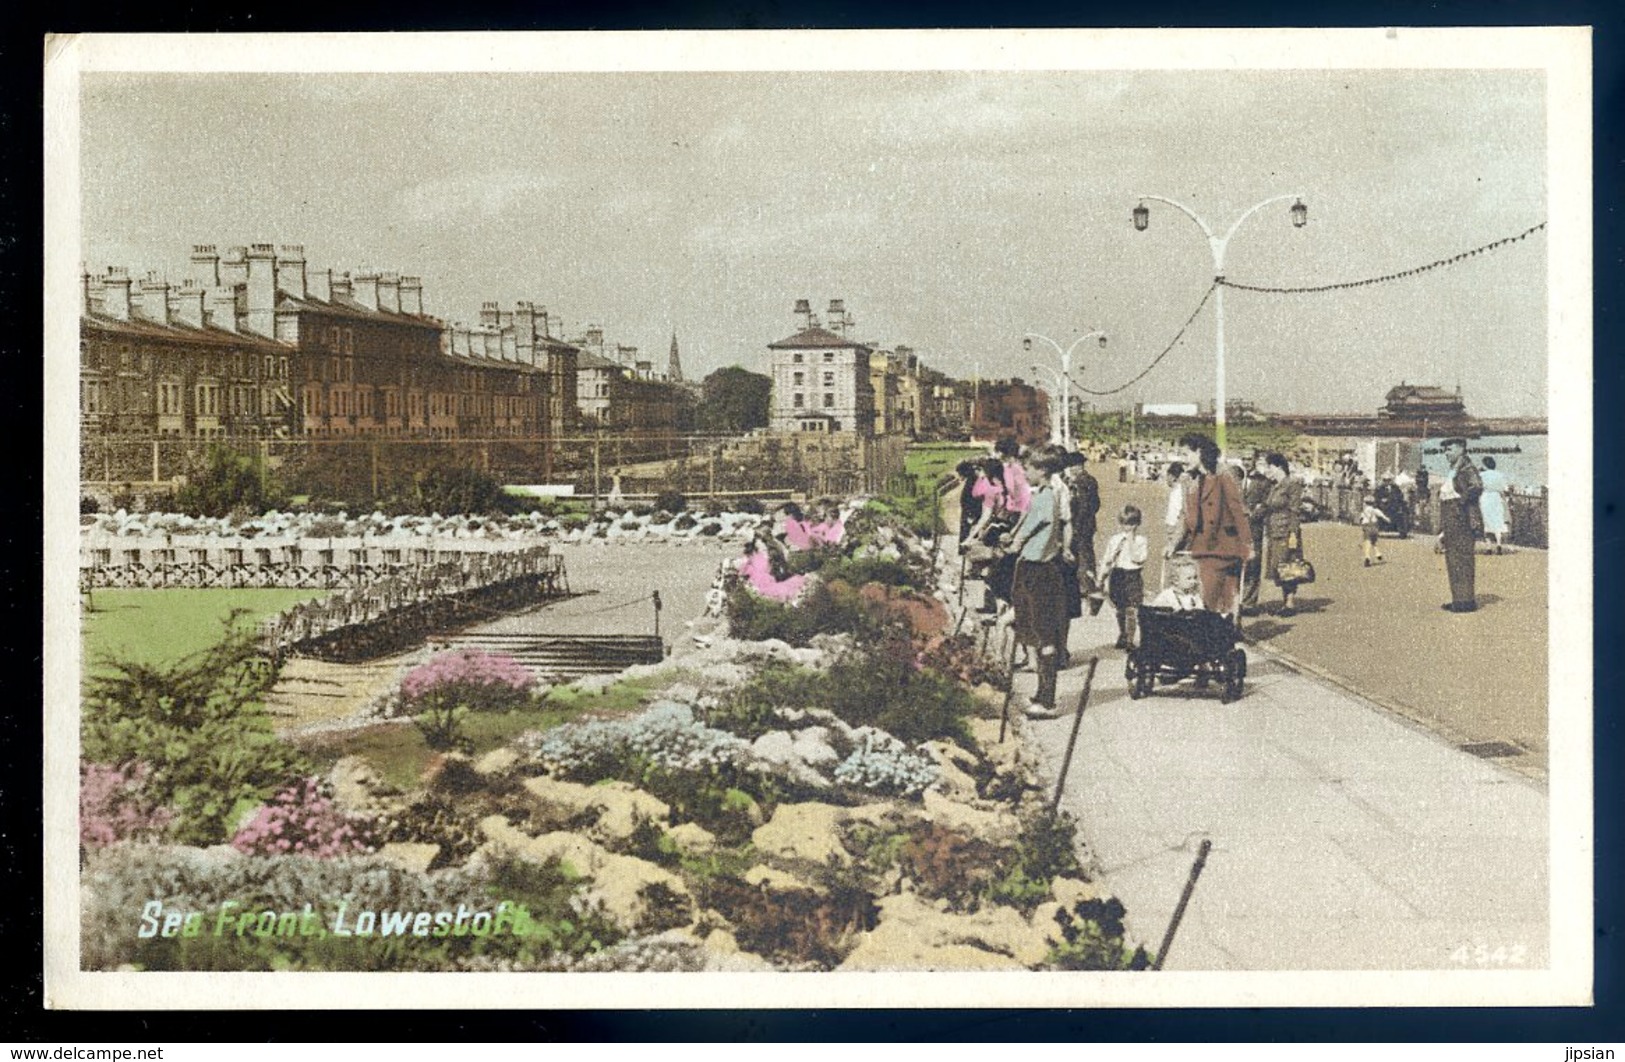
top-left (767, 298), bottom-right (876, 435)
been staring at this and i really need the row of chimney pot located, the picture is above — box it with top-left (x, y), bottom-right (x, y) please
top-left (84, 243), bottom-right (675, 376)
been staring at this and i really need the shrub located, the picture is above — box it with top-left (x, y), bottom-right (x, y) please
top-left (1045, 897), bottom-right (1153, 971)
top-left (518, 701), bottom-right (779, 838)
top-left (724, 580), bottom-right (873, 647)
top-left (705, 870), bottom-right (876, 968)
top-left (652, 490), bottom-right (687, 514)
top-left (400, 649), bottom-right (535, 752)
top-left (899, 822), bottom-right (1006, 912)
top-left (986, 812), bottom-right (1085, 913)
top-left (231, 777), bottom-right (379, 858)
top-left (79, 761), bottom-right (174, 848)
top-left (81, 621), bottom-right (309, 845)
top-left (817, 553), bottom-right (929, 592)
top-left (377, 796), bottom-right (484, 869)
top-left (401, 650), bottom-right (536, 714)
top-left (918, 632), bottom-right (1009, 691)
top-left (401, 467), bottom-right (518, 516)
top-left (814, 633), bottom-right (975, 746)
top-left (709, 662), bottom-right (823, 741)
top-left (80, 495), bottom-right (101, 515)
top-left (174, 445), bottom-right (287, 518)
top-left (722, 632), bottom-right (973, 747)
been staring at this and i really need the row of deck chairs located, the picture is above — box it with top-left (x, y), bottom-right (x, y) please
top-left (79, 537), bottom-right (559, 591)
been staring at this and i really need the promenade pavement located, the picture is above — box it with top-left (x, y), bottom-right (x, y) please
top-left (946, 485), bottom-right (1550, 970)
top-left (1010, 601), bottom-right (1548, 970)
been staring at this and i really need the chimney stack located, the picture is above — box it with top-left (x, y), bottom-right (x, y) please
top-left (276, 245), bottom-right (307, 300)
top-left (377, 272), bottom-right (401, 314)
top-left (828, 299), bottom-right (847, 336)
top-left (191, 245), bottom-right (221, 287)
top-left (794, 298), bottom-right (812, 332)
top-left (352, 272), bottom-right (380, 312)
top-left (244, 243), bottom-right (277, 337)
top-left (102, 267), bottom-right (133, 321)
top-left (479, 301), bottom-right (501, 329)
top-left (502, 331), bottom-right (518, 362)
top-left (220, 246), bottom-right (248, 287)
top-left (330, 272), bottom-right (353, 301)
top-left (136, 272), bottom-right (171, 326)
top-left (170, 281), bottom-right (209, 329)
top-left (400, 276), bottom-right (423, 315)
top-left (209, 287), bottom-right (240, 333)
top-left (81, 269), bottom-right (100, 316)
top-left (308, 268), bottom-right (332, 302)
top-left (513, 301), bottom-right (536, 358)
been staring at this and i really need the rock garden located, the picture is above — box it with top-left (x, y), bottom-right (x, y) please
top-left (79, 501), bottom-right (1151, 973)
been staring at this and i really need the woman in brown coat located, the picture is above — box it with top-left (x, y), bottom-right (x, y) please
top-left (1257, 451), bottom-right (1306, 615)
top-left (1175, 433), bottom-right (1253, 615)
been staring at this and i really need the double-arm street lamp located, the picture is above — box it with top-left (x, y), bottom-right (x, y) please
top-left (1024, 330), bottom-right (1107, 447)
top-left (1132, 194), bottom-right (1307, 453)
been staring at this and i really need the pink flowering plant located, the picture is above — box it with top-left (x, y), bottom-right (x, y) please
top-left (399, 649), bottom-right (538, 751)
top-left (230, 776), bottom-right (379, 858)
top-left (401, 649), bottom-right (536, 713)
top-left (80, 761), bottom-right (174, 848)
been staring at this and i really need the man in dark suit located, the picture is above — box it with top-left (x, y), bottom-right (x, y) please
top-left (1063, 451), bottom-right (1101, 604)
top-left (1239, 451), bottom-right (1272, 615)
top-left (1437, 437), bottom-right (1484, 612)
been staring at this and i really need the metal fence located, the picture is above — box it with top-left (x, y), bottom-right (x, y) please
top-left (79, 431), bottom-right (910, 510)
top-left (1304, 482), bottom-right (1547, 549)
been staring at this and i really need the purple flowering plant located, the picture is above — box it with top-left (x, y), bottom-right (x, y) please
top-left (230, 776), bottom-right (378, 858)
top-left (80, 761), bottom-right (175, 848)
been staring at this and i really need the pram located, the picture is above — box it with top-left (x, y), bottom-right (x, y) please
top-left (1125, 606), bottom-right (1248, 703)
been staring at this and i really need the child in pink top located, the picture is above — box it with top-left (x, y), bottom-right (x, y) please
top-left (995, 437), bottom-right (1031, 514)
top-left (777, 503), bottom-right (814, 551)
top-left (808, 499), bottom-right (846, 547)
top-left (737, 538), bottom-right (806, 602)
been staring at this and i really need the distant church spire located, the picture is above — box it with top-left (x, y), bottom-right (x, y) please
top-left (667, 332), bottom-right (684, 383)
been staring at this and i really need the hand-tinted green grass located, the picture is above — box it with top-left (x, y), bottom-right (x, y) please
top-left (81, 589), bottom-right (326, 672)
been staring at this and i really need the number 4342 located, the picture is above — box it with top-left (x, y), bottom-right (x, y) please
top-left (1450, 943), bottom-right (1528, 965)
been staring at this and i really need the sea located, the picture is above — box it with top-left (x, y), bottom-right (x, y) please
top-left (1419, 434), bottom-right (1548, 492)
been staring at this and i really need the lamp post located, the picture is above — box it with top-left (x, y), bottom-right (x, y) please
top-left (1132, 194), bottom-right (1307, 453)
top-left (1023, 331), bottom-right (1107, 447)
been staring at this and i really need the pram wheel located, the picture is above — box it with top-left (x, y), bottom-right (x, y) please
top-left (1125, 654), bottom-right (1145, 699)
top-left (1220, 648), bottom-right (1247, 703)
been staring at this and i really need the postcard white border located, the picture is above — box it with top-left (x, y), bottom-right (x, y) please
top-left (42, 26), bottom-right (1593, 1010)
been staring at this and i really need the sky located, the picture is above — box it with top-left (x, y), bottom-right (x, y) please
top-left (78, 63), bottom-right (1551, 417)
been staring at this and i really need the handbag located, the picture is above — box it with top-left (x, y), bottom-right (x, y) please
top-left (1276, 530), bottom-right (1316, 584)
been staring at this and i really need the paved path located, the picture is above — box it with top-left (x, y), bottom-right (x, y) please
top-left (985, 573), bottom-right (1549, 971)
top-left (468, 538), bottom-right (735, 640)
top-left (1092, 479), bottom-right (1549, 776)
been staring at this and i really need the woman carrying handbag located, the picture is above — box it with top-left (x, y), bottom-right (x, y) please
top-left (1258, 451), bottom-right (1311, 616)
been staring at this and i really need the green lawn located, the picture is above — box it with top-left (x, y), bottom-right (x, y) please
top-left (81, 588), bottom-right (326, 672)
top-left (905, 443), bottom-right (985, 484)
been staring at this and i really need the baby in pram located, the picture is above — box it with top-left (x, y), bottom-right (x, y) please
top-left (1150, 555), bottom-right (1206, 611)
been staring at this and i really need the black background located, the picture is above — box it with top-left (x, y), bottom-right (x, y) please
top-left (6, 0), bottom-right (1621, 1043)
